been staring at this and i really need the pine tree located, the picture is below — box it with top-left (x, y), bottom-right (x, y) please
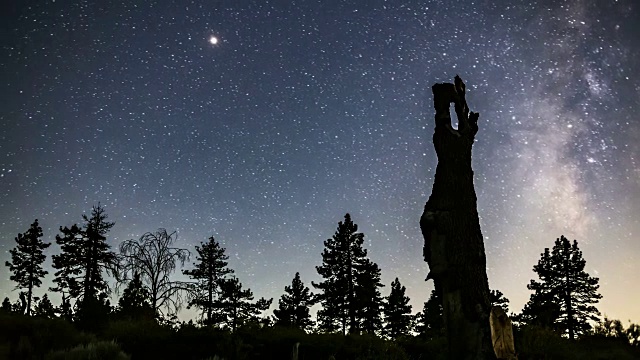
top-left (50, 224), bottom-right (84, 298)
top-left (355, 259), bottom-right (384, 334)
top-left (273, 272), bottom-right (315, 331)
top-left (50, 204), bottom-right (117, 327)
top-left (5, 219), bottom-right (51, 316)
top-left (117, 272), bottom-right (154, 320)
top-left (33, 293), bottom-right (56, 319)
top-left (216, 277), bottom-right (272, 332)
top-left (80, 204), bottom-right (117, 303)
top-left (520, 236), bottom-right (602, 339)
top-left (183, 236), bottom-right (234, 326)
top-left (313, 213), bottom-right (368, 334)
top-left (75, 291), bottom-right (113, 331)
top-left (490, 289), bottom-right (510, 313)
top-left (416, 289), bottom-right (444, 339)
top-left (383, 277), bottom-right (412, 339)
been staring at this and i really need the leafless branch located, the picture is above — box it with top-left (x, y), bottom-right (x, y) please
top-left (118, 228), bottom-right (194, 317)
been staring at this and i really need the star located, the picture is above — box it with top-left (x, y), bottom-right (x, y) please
top-left (1, 0), bottom-right (639, 326)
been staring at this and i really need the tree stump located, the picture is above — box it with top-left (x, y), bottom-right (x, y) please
top-left (489, 306), bottom-right (518, 360)
top-left (420, 75), bottom-right (494, 359)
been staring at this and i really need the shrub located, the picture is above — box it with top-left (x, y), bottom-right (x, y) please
top-left (514, 325), bottom-right (578, 360)
top-left (397, 335), bottom-right (447, 360)
top-left (102, 319), bottom-right (172, 359)
top-left (0, 311), bottom-right (95, 359)
top-left (45, 340), bottom-right (130, 360)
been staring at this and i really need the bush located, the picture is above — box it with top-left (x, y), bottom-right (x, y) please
top-left (102, 319), bottom-right (172, 359)
top-left (513, 324), bottom-right (640, 360)
top-left (238, 328), bottom-right (408, 360)
top-left (170, 323), bottom-right (234, 360)
top-left (0, 311), bottom-right (95, 359)
top-left (45, 340), bottom-right (130, 360)
top-left (397, 335), bottom-right (447, 360)
top-left (514, 325), bottom-right (577, 360)
top-left (573, 335), bottom-right (640, 360)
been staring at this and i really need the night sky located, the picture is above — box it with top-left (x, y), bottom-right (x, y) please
top-left (1, 0), bottom-right (639, 323)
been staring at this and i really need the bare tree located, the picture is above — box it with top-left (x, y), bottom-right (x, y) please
top-left (118, 228), bottom-right (192, 318)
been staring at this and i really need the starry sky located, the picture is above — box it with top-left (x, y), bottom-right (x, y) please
top-left (1, 0), bottom-right (639, 324)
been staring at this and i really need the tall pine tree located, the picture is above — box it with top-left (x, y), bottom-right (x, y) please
top-left (383, 277), bottom-right (412, 339)
top-left (5, 219), bottom-right (51, 316)
top-left (313, 213), bottom-right (369, 334)
top-left (216, 276), bottom-right (272, 332)
top-left (183, 236), bottom-right (234, 326)
top-left (50, 204), bottom-right (117, 326)
top-left (355, 259), bottom-right (384, 334)
top-left (520, 236), bottom-right (602, 339)
top-left (273, 272), bottom-right (315, 331)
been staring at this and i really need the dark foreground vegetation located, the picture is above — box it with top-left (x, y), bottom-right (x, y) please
top-left (1, 309), bottom-right (639, 360)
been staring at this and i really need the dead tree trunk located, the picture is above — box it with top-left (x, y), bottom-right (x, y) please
top-left (420, 75), bottom-right (494, 360)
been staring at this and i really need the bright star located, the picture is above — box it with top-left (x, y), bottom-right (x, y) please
top-left (209, 36), bottom-right (218, 45)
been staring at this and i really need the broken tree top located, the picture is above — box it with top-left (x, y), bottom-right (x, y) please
top-left (432, 75), bottom-right (479, 138)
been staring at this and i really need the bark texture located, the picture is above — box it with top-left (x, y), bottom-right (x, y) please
top-left (489, 306), bottom-right (518, 360)
top-left (420, 75), bottom-right (494, 360)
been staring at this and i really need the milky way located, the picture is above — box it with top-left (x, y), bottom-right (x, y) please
top-left (1, 0), bottom-right (639, 322)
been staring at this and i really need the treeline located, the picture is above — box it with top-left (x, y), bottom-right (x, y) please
top-left (1, 205), bottom-right (639, 359)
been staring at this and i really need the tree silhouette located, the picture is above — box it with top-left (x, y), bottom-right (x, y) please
top-left (383, 277), bottom-right (412, 339)
top-left (75, 292), bottom-right (113, 331)
top-left (416, 289), bottom-right (444, 339)
top-left (116, 272), bottom-right (155, 321)
top-left (216, 276), bottom-right (272, 332)
top-left (313, 213), bottom-right (368, 334)
top-left (57, 292), bottom-right (74, 322)
top-left (50, 224), bottom-right (84, 298)
top-left (183, 236), bottom-right (234, 326)
top-left (11, 296), bottom-right (24, 313)
top-left (420, 76), bottom-right (493, 358)
top-left (520, 236), bottom-right (602, 339)
top-left (80, 203), bottom-right (117, 305)
top-left (516, 291), bottom-right (561, 331)
top-left (593, 316), bottom-right (625, 339)
top-left (33, 293), bottom-right (56, 319)
top-left (50, 205), bottom-right (118, 313)
top-left (627, 323), bottom-right (640, 347)
top-left (5, 219), bottom-right (51, 316)
top-left (355, 259), bottom-right (384, 334)
top-left (118, 228), bottom-right (192, 319)
top-left (593, 317), bottom-right (640, 346)
top-left (490, 289), bottom-right (510, 314)
top-left (1, 297), bottom-right (12, 313)
top-left (273, 272), bottom-right (315, 331)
